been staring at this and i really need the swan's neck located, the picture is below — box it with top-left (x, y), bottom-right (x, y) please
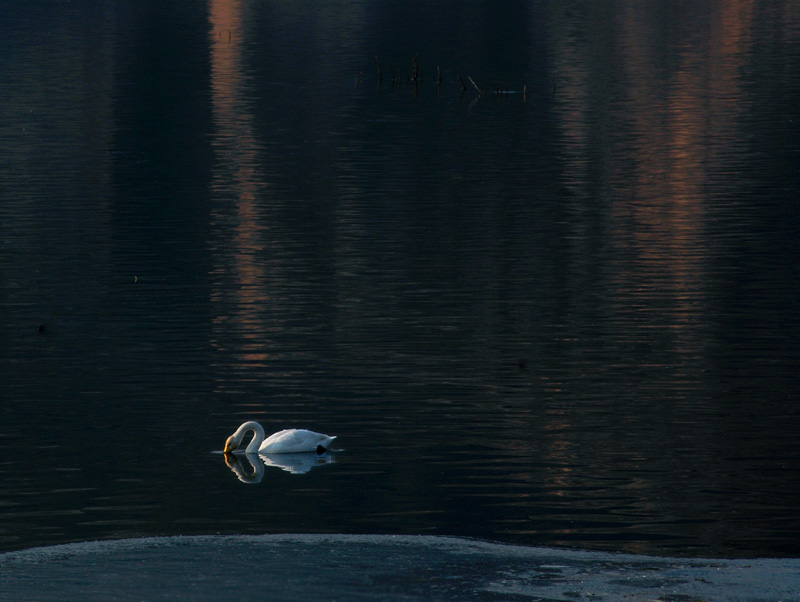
top-left (236, 421), bottom-right (265, 453)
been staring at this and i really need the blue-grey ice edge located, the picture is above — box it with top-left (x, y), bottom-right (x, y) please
top-left (2, 534), bottom-right (799, 601)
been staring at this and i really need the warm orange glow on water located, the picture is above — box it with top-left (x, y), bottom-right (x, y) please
top-left (548, 2), bottom-right (766, 339)
top-left (208, 0), bottom-right (273, 371)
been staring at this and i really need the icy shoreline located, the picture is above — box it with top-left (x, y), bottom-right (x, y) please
top-left (2, 534), bottom-right (799, 601)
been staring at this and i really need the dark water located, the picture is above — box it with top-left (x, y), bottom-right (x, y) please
top-left (1, 0), bottom-right (799, 558)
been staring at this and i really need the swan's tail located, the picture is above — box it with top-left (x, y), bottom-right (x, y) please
top-left (317, 435), bottom-right (337, 454)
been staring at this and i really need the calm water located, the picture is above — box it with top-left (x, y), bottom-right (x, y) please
top-left (1, 0), bottom-right (799, 558)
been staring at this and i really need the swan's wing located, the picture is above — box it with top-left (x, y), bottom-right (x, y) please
top-left (261, 429), bottom-right (305, 448)
top-left (259, 429), bottom-right (333, 453)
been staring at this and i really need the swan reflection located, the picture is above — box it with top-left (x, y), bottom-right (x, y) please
top-left (224, 451), bottom-right (334, 482)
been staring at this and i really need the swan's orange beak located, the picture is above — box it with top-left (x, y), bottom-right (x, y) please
top-left (224, 436), bottom-right (236, 453)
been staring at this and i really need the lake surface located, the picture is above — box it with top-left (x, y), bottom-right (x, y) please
top-left (1, 0), bottom-right (799, 558)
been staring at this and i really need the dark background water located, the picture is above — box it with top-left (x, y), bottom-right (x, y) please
top-left (1, 0), bottom-right (799, 558)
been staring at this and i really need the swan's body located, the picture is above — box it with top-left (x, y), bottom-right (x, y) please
top-left (224, 421), bottom-right (336, 454)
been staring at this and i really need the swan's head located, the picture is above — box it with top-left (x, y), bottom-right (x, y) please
top-left (225, 421), bottom-right (263, 454)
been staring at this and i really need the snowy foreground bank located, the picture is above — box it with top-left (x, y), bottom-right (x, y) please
top-left (2, 534), bottom-right (798, 601)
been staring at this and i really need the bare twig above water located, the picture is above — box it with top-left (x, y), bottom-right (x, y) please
top-left (359, 56), bottom-right (529, 103)
top-left (467, 76), bottom-right (483, 95)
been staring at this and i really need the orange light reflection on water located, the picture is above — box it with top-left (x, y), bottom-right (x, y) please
top-left (208, 0), bottom-right (272, 374)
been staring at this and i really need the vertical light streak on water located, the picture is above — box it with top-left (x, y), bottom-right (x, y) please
top-left (208, 0), bottom-right (274, 398)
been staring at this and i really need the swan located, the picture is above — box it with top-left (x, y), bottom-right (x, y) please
top-left (224, 420), bottom-right (336, 455)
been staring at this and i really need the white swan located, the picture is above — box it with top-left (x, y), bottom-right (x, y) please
top-left (224, 420), bottom-right (336, 454)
